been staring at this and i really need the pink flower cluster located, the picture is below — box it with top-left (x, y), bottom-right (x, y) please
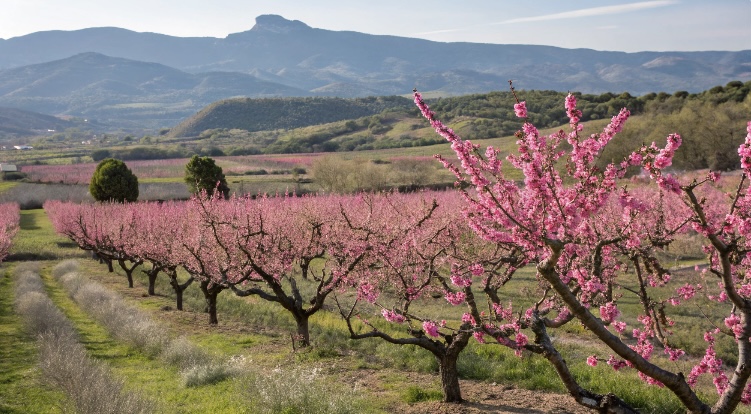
top-left (654, 134), bottom-right (682, 169)
top-left (724, 314), bottom-right (744, 339)
top-left (688, 330), bottom-right (728, 395)
top-left (513, 101), bottom-right (528, 118)
top-left (444, 290), bottom-right (466, 305)
top-left (382, 309), bottom-right (406, 324)
top-left (423, 320), bottom-right (440, 338)
top-left (599, 302), bottom-right (620, 324)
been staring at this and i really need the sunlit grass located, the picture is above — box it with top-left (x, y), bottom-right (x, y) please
top-left (0, 181), bottom-right (19, 194)
top-left (41, 263), bottom-right (253, 414)
top-left (8, 209), bottom-right (88, 261)
top-left (0, 264), bottom-right (68, 413)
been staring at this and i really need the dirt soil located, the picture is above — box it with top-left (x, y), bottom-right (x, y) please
top-left (345, 369), bottom-right (594, 414)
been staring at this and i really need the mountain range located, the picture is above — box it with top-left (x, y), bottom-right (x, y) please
top-left (0, 14), bottom-right (750, 133)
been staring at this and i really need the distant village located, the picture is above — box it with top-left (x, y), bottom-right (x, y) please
top-left (0, 146), bottom-right (34, 150)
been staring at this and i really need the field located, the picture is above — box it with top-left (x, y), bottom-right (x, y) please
top-left (2, 92), bottom-right (751, 413)
top-left (1, 201), bottom-right (749, 413)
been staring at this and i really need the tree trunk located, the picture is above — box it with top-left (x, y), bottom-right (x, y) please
top-left (169, 273), bottom-right (193, 311)
top-left (147, 270), bottom-right (158, 295)
top-left (438, 353), bottom-right (462, 403)
top-left (207, 293), bottom-right (218, 325)
top-left (294, 314), bottom-right (311, 348)
top-left (117, 258), bottom-right (140, 288)
top-left (199, 281), bottom-right (221, 325)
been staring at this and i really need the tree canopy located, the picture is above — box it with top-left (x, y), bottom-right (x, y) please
top-left (184, 155), bottom-right (230, 199)
top-left (89, 158), bottom-right (139, 203)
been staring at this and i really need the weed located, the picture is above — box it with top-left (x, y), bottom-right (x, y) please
top-left (402, 386), bottom-right (443, 403)
top-left (244, 365), bottom-right (364, 414)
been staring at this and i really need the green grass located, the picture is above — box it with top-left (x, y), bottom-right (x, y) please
top-left (0, 181), bottom-right (19, 194)
top-left (0, 264), bottom-right (69, 413)
top-left (402, 386), bottom-right (443, 403)
top-left (41, 263), bottom-right (252, 414)
top-left (8, 209), bottom-right (88, 261)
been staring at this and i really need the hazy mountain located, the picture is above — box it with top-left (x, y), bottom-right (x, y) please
top-left (0, 107), bottom-right (76, 137)
top-left (0, 14), bottom-right (749, 132)
top-left (0, 52), bottom-right (307, 129)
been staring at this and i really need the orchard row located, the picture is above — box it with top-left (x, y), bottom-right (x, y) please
top-left (0, 203), bottom-right (20, 263)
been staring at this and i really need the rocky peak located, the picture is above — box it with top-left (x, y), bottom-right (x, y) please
top-left (250, 15), bottom-right (311, 34)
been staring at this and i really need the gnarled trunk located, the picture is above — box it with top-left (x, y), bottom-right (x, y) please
top-left (146, 269), bottom-right (158, 295)
top-left (294, 314), bottom-right (310, 348)
top-left (117, 258), bottom-right (141, 289)
top-left (168, 272), bottom-right (193, 311)
top-left (199, 280), bottom-right (223, 325)
top-left (437, 353), bottom-right (462, 403)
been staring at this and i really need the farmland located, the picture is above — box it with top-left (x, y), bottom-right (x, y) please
top-left (2, 86), bottom-right (751, 413)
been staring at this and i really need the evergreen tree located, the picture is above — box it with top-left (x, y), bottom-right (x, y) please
top-left (184, 155), bottom-right (230, 198)
top-left (89, 158), bottom-right (139, 203)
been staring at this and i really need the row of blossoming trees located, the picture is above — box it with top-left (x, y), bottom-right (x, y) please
top-left (0, 203), bottom-right (20, 263)
top-left (45, 88), bottom-right (751, 413)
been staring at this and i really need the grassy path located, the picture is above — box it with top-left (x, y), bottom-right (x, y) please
top-left (0, 265), bottom-right (66, 413)
top-left (41, 264), bottom-right (251, 414)
top-left (0, 210), bottom-right (79, 413)
top-left (2, 210), bottom-right (252, 413)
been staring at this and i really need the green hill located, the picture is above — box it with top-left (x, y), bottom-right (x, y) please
top-left (170, 81), bottom-right (750, 158)
top-left (168, 96), bottom-right (414, 138)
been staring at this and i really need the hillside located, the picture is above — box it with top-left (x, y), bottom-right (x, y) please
top-left (0, 107), bottom-right (77, 139)
top-left (0, 15), bottom-right (749, 134)
top-left (170, 81), bottom-right (750, 157)
top-left (168, 95), bottom-right (414, 138)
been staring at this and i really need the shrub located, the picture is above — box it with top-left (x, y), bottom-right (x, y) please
top-left (244, 365), bottom-right (363, 414)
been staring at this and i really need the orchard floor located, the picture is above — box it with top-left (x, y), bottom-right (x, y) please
top-left (90, 260), bottom-right (593, 414)
top-left (0, 208), bottom-right (604, 413)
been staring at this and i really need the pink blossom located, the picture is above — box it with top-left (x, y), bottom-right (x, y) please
top-left (473, 331), bottom-right (486, 343)
top-left (469, 263), bottom-right (484, 276)
top-left (444, 290), bottom-right (466, 305)
top-left (357, 282), bottom-right (379, 303)
top-left (606, 355), bottom-right (628, 371)
top-left (725, 314), bottom-right (743, 339)
top-left (664, 346), bottom-right (685, 361)
top-left (423, 320), bottom-right (440, 337)
top-left (586, 356), bottom-right (598, 367)
top-left (381, 309), bottom-right (406, 324)
top-left (514, 101), bottom-right (528, 118)
top-left (599, 302), bottom-right (620, 324)
top-left (462, 312), bottom-right (477, 326)
top-left (676, 284), bottom-right (697, 300)
top-left (450, 273), bottom-right (473, 287)
top-left (515, 332), bottom-right (528, 349)
top-left (612, 321), bottom-right (627, 333)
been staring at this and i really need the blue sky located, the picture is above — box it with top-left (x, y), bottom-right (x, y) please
top-left (2, 0), bottom-right (750, 52)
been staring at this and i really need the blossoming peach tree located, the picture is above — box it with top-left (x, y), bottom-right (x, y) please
top-left (0, 202), bottom-right (20, 263)
top-left (413, 84), bottom-right (751, 413)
